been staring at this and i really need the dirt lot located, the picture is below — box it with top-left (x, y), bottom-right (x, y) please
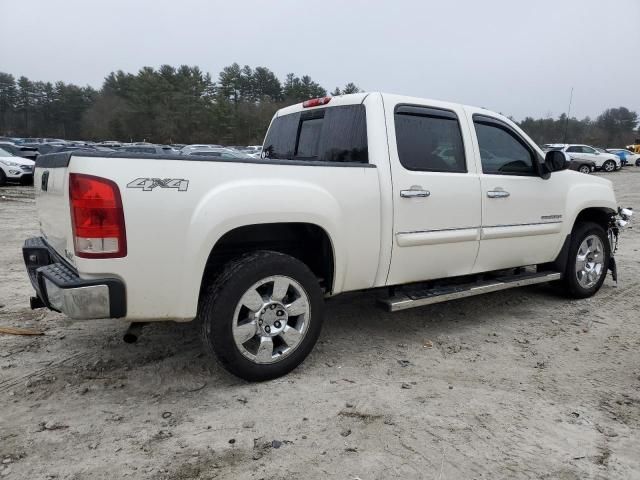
top-left (1, 171), bottom-right (639, 480)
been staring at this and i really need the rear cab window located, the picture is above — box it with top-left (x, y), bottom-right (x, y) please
top-left (263, 105), bottom-right (368, 163)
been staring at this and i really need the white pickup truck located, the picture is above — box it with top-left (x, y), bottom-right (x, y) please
top-left (23, 92), bottom-right (632, 381)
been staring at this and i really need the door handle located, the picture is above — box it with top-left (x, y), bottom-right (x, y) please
top-left (487, 190), bottom-right (510, 198)
top-left (400, 189), bottom-right (430, 198)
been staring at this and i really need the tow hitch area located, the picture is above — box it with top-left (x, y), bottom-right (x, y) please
top-left (123, 322), bottom-right (146, 343)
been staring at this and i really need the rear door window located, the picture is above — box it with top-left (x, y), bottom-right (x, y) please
top-left (263, 105), bottom-right (368, 163)
top-left (394, 106), bottom-right (466, 172)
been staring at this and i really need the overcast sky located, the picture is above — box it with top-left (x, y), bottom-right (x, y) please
top-left (1, 0), bottom-right (638, 120)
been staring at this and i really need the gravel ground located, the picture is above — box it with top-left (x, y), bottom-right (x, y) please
top-left (1, 171), bottom-right (639, 480)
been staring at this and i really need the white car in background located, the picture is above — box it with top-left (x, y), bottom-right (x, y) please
top-left (185, 147), bottom-right (252, 159)
top-left (181, 144), bottom-right (222, 155)
top-left (0, 147), bottom-right (36, 185)
top-left (607, 148), bottom-right (640, 167)
top-left (544, 144), bottom-right (621, 172)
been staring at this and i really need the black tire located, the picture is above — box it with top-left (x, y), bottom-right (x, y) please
top-left (0, 169), bottom-right (6, 186)
top-left (199, 250), bottom-right (324, 381)
top-left (602, 160), bottom-right (616, 172)
top-left (19, 175), bottom-right (33, 186)
top-left (578, 164), bottom-right (591, 174)
top-left (561, 222), bottom-right (610, 298)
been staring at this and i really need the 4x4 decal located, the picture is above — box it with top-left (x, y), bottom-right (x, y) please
top-left (127, 178), bottom-right (189, 192)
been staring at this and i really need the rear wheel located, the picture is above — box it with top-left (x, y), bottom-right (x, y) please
top-left (578, 164), bottom-right (591, 174)
top-left (602, 160), bottom-right (616, 172)
top-left (199, 250), bottom-right (324, 381)
top-left (561, 222), bottom-right (610, 298)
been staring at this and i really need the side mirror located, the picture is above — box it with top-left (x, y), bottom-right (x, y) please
top-left (542, 150), bottom-right (569, 177)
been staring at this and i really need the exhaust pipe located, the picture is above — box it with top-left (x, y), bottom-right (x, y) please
top-left (123, 322), bottom-right (146, 344)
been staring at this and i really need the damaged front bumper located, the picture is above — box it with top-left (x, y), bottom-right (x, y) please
top-left (23, 237), bottom-right (126, 319)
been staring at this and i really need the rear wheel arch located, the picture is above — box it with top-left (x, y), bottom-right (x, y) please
top-left (199, 222), bottom-right (336, 300)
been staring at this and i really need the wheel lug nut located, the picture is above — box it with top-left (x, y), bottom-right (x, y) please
top-left (274, 321), bottom-right (281, 328)
top-left (270, 304), bottom-right (276, 310)
top-left (265, 326), bottom-right (271, 333)
top-left (277, 310), bottom-right (284, 316)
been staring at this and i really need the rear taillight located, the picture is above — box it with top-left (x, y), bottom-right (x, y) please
top-left (69, 173), bottom-right (126, 258)
top-left (302, 96), bottom-right (332, 108)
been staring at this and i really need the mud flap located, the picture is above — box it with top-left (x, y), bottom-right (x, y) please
top-left (608, 256), bottom-right (617, 283)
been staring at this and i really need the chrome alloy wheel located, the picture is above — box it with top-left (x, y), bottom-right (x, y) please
top-left (603, 161), bottom-right (615, 172)
top-left (232, 275), bottom-right (310, 364)
top-left (575, 234), bottom-right (605, 289)
top-left (579, 165), bottom-right (590, 174)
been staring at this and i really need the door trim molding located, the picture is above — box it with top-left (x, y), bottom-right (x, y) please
top-left (480, 221), bottom-right (562, 240)
top-left (396, 227), bottom-right (480, 247)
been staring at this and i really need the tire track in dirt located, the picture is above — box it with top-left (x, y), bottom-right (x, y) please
top-left (0, 351), bottom-right (95, 392)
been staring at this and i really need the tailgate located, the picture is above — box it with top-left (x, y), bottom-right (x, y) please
top-left (34, 153), bottom-right (74, 261)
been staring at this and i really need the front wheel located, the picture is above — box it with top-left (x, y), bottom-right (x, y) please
top-left (602, 160), bottom-right (616, 172)
top-left (561, 222), bottom-right (610, 298)
top-left (199, 250), bottom-right (324, 381)
top-left (578, 164), bottom-right (591, 174)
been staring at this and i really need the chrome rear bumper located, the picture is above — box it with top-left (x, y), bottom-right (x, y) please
top-left (23, 237), bottom-right (126, 319)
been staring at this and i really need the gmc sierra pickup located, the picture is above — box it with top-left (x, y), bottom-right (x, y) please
top-left (23, 92), bottom-right (632, 380)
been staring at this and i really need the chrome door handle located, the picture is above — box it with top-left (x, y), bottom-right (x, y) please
top-left (400, 189), bottom-right (430, 198)
top-left (487, 190), bottom-right (510, 198)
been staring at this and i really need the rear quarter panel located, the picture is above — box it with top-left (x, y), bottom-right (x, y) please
top-left (68, 156), bottom-right (381, 321)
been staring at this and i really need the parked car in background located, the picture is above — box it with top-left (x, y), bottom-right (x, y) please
top-left (593, 147), bottom-right (627, 166)
top-left (186, 147), bottom-right (251, 159)
top-left (568, 158), bottom-right (596, 174)
top-left (49, 145), bottom-right (116, 154)
top-left (608, 148), bottom-right (640, 167)
top-left (120, 145), bottom-right (180, 155)
top-left (0, 147), bottom-right (35, 185)
top-left (98, 141), bottom-right (123, 148)
top-left (21, 143), bottom-right (66, 155)
top-left (543, 144), bottom-right (621, 172)
top-left (239, 145), bottom-right (263, 158)
top-left (0, 142), bottom-right (39, 161)
top-left (181, 144), bottom-right (222, 154)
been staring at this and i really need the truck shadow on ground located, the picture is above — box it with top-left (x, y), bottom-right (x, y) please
top-left (1, 281), bottom-right (614, 398)
top-left (67, 283), bottom-right (577, 383)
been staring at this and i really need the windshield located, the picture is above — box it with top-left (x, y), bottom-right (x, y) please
top-left (0, 147), bottom-right (14, 157)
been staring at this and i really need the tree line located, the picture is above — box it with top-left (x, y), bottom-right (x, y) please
top-left (0, 64), bottom-right (638, 147)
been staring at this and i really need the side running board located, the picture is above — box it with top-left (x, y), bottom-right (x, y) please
top-left (379, 271), bottom-right (562, 312)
